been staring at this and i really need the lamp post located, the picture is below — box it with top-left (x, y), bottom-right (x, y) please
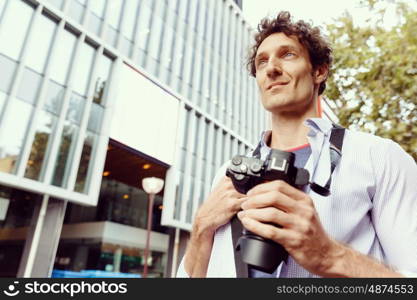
top-left (141, 177), bottom-right (164, 278)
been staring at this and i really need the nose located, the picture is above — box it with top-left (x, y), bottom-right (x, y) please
top-left (266, 58), bottom-right (282, 79)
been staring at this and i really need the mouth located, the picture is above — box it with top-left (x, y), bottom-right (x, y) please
top-left (267, 81), bottom-right (289, 90)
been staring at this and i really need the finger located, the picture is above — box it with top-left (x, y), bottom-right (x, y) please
top-left (237, 207), bottom-right (293, 228)
top-left (239, 217), bottom-right (292, 244)
top-left (247, 180), bottom-right (306, 200)
top-left (230, 196), bottom-right (248, 212)
top-left (241, 190), bottom-right (296, 212)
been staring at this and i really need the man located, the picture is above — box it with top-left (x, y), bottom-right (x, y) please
top-left (177, 12), bottom-right (417, 277)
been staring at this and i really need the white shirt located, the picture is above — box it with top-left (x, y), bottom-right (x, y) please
top-left (177, 118), bottom-right (417, 277)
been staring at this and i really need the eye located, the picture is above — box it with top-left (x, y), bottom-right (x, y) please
top-left (283, 52), bottom-right (296, 58)
top-left (256, 58), bottom-right (268, 68)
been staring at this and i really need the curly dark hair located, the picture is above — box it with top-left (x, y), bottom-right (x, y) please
top-left (247, 11), bottom-right (333, 95)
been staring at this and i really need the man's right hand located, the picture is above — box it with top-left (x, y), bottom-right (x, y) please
top-left (183, 176), bottom-right (246, 277)
top-left (194, 176), bottom-right (247, 235)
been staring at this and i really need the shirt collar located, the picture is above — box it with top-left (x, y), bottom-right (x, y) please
top-left (259, 118), bottom-right (333, 149)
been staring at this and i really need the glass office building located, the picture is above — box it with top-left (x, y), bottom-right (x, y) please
top-left (0, 0), bottom-right (272, 277)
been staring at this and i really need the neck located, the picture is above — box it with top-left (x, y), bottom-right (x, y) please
top-left (269, 102), bottom-right (319, 150)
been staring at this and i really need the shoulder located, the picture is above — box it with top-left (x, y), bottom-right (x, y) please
top-left (342, 129), bottom-right (416, 173)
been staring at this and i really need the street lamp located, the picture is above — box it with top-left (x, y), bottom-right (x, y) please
top-left (141, 177), bottom-right (164, 278)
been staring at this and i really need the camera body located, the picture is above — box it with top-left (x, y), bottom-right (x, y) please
top-left (226, 149), bottom-right (310, 273)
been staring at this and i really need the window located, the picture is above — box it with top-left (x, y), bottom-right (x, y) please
top-left (49, 30), bottom-right (77, 85)
top-left (0, 98), bottom-right (33, 174)
top-left (16, 67), bottom-right (42, 105)
top-left (74, 131), bottom-right (97, 193)
top-left (68, 0), bottom-right (86, 24)
top-left (0, 53), bottom-right (17, 94)
top-left (24, 110), bottom-right (58, 180)
top-left (72, 42), bottom-right (95, 96)
top-left (25, 15), bottom-right (57, 74)
top-left (121, 0), bottom-right (139, 40)
top-left (0, 0), bottom-right (33, 60)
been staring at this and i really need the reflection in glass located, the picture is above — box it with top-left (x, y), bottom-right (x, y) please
top-left (89, 15), bottom-right (102, 36)
top-left (46, 0), bottom-right (64, 10)
top-left (44, 80), bottom-right (64, 115)
top-left (68, 0), bottom-right (85, 24)
top-left (0, 0), bottom-right (6, 17)
top-left (51, 122), bottom-right (78, 187)
top-left (93, 55), bottom-right (112, 105)
top-left (87, 103), bottom-right (104, 133)
top-left (49, 30), bottom-right (77, 85)
top-left (0, 0), bottom-right (33, 60)
top-left (0, 53), bottom-right (17, 94)
top-left (0, 91), bottom-right (6, 117)
top-left (66, 93), bottom-right (85, 125)
top-left (74, 131), bottom-right (96, 193)
top-left (106, 1), bottom-right (122, 28)
top-left (121, 0), bottom-right (139, 40)
top-left (89, 0), bottom-right (106, 17)
top-left (16, 67), bottom-right (42, 105)
top-left (105, 26), bottom-right (118, 47)
top-left (73, 43), bottom-right (95, 96)
top-left (24, 111), bottom-right (57, 180)
top-left (0, 99), bottom-right (32, 174)
top-left (25, 15), bottom-right (57, 74)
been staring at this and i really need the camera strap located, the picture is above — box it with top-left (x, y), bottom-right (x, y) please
top-left (231, 124), bottom-right (345, 277)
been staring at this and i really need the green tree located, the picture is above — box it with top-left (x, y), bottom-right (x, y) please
top-left (325, 0), bottom-right (417, 161)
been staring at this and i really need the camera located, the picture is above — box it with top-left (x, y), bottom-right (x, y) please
top-left (226, 149), bottom-right (310, 273)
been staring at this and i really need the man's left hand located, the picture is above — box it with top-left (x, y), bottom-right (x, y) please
top-left (237, 180), bottom-right (337, 276)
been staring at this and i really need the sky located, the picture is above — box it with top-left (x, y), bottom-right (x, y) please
top-left (242, 0), bottom-right (417, 30)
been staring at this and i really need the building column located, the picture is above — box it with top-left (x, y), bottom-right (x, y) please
top-left (17, 196), bottom-right (67, 277)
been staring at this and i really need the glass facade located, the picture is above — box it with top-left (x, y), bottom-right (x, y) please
top-left (0, 0), bottom-right (267, 277)
top-left (0, 0), bottom-right (116, 205)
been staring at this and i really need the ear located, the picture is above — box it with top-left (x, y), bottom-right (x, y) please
top-left (313, 64), bottom-right (329, 85)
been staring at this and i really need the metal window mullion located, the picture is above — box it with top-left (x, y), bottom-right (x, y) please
top-left (191, 117), bottom-right (206, 220)
top-left (115, 0), bottom-right (127, 50)
top-left (254, 80), bottom-right (260, 141)
top-left (208, 0), bottom-right (220, 118)
top-left (247, 74), bottom-right (253, 143)
top-left (163, 101), bottom-right (186, 223)
top-left (80, 0), bottom-right (91, 28)
top-left (179, 110), bottom-right (197, 223)
top-left (0, 3), bottom-right (42, 155)
top-left (66, 46), bottom-right (103, 191)
top-left (15, 18), bottom-right (65, 177)
top-left (235, 17), bottom-right (243, 135)
top-left (156, 3), bottom-right (174, 78)
top-left (204, 121), bottom-right (215, 197)
top-left (193, 0), bottom-right (206, 106)
top-left (226, 8), bottom-right (236, 130)
top-left (219, 1), bottom-right (230, 125)
top-left (200, 0), bottom-right (214, 112)
top-left (215, 127), bottom-right (223, 170)
top-left (61, 0), bottom-right (70, 14)
top-left (42, 32), bottom-right (86, 185)
top-left (86, 57), bottom-right (122, 197)
top-left (243, 27), bottom-right (250, 140)
top-left (179, 0), bottom-right (197, 96)
top-left (98, 0), bottom-right (110, 39)
top-left (224, 132), bottom-right (231, 162)
top-left (0, 0), bottom-right (11, 34)
top-left (174, 0), bottom-right (190, 86)
top-left (141, 0), bottom-right (157, 69)
top-left (130, 0), bottom-right (145, 64)
top-left (165, 1), bottom-right (184, 88)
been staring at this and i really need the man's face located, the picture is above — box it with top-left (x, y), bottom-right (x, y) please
top-left (255, 32), bottom-right (324, 114)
